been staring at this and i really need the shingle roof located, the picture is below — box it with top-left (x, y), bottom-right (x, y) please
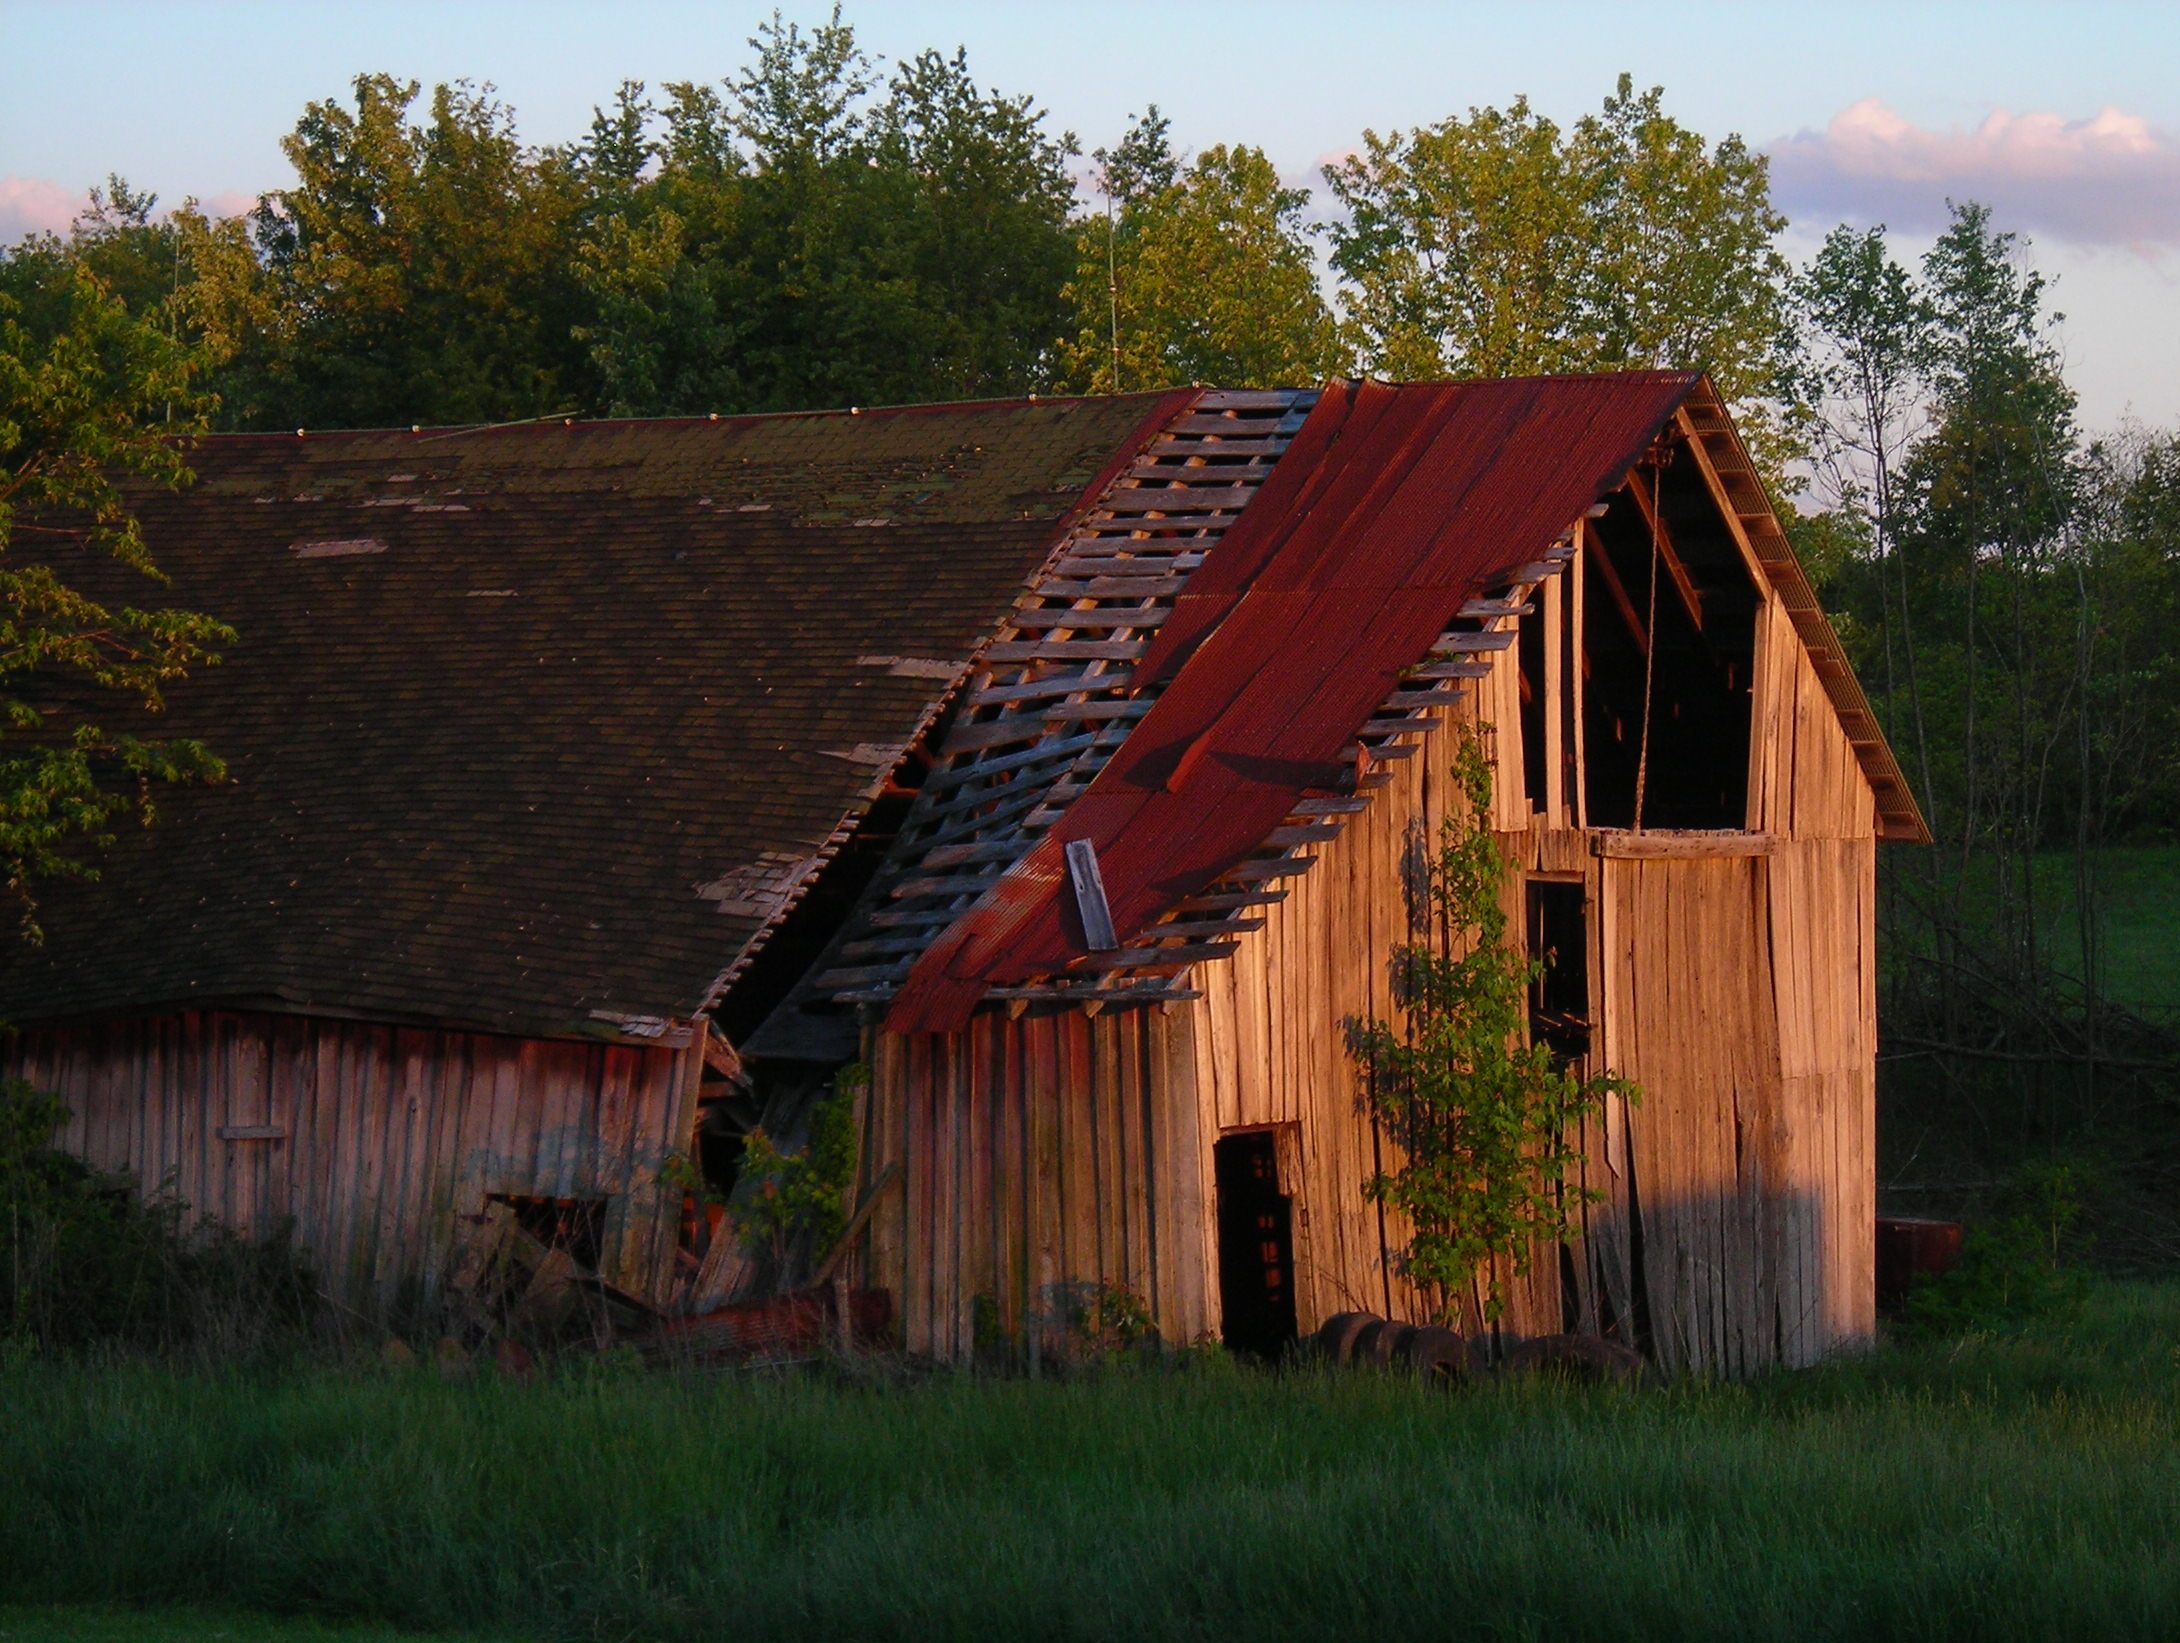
top-left (0, 393), bottom-right (1187, 1040)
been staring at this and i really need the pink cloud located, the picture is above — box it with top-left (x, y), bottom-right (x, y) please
top-left (196, 190), bottom-right (259, 221)
top-left (0, 178), bottom-right (260, 247)
top-left (0, 177), bottom-right (80, 243)
top-left (1768, 99), bottom-right (2180, 248)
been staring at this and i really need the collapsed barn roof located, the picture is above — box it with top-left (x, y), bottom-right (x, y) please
top-left (0, 392), bottom-right (1190, 1040)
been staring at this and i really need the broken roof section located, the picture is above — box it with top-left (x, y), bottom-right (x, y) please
top-left (0, 392), bottom-right (1192, 1041)
top-left (886, 372), bottom-right (1704, 1033)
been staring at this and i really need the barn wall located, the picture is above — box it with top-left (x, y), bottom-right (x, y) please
top-left (867, 576), bottom-right (1882, 1371)
top-left (858, 1005), bottom-right (1212, 1358)
top-left (8, 1009), bottom-right (703, 1307)
top-left (1185, 578), bottom-right (1880, 1371)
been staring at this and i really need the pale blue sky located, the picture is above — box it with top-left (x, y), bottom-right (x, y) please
top-left (4, 1), bottom-right (2177, 428)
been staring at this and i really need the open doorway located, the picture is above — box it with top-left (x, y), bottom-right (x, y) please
top-left (1214, 1130), bottom-right (1298, 1359)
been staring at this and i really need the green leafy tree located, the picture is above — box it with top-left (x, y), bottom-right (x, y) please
top-left (1326, 75), bottom-right (1796, 474)
top-left (1061, 111), bottom-right (1344, 392)
top-left (1345, 731), bottom-right (1628, 1323)
top-left (867, 47), bottom-right (1077, 399)
top-left (206, 73), bottom-right (587, 429)
top-left (728, 1063), bottom-right (864, 1286)
top-left (567, 80), bottom-right (755, 417)
top-left (0, 244), bottom-right (230, 935)
top-left (574, 10), bottom-right (1075, 415)
top-left (1796, 224), bottom-right (1942, 832)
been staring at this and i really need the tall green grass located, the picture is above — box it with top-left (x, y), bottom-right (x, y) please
top-left (6, 1285), bottom-right (2180, 1641)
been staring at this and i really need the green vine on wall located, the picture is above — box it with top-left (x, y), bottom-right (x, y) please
top-left (1345, 729), bottom-right (1635, 1323)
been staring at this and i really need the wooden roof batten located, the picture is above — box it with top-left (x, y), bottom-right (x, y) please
top-left (817, 387), bottom-right (1320, 1007)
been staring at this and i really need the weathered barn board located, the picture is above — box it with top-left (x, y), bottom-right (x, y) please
top-left (6, 1012), bottom-right (701, 1304)
top-left (859, 1005), bottom-right (1212, 1356)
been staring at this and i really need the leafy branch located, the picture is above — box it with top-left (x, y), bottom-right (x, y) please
top-left (1346, 729), bottom-right (1633, 1322)
top-left (0, 255), bottom-right (231, 938)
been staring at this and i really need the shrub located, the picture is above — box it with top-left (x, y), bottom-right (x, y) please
top-left (1900, 1156), bottom-right (2096, 1339)
top-left (0, 1075), bottom-right (314, 1355)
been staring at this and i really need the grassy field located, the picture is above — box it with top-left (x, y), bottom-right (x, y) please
top-left (1945, 844), bottom-right (2180, 1015)
top-left (0, 1608), bottom-right (466, 1641)
top-left (5, 1283), bottom-right (2179, 1642)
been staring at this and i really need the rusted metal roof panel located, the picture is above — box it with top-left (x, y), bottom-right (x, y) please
top-left (887, 372), bottom-right (1702, 1033)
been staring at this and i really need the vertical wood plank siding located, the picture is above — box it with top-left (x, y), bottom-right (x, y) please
top-left (861, 1007), bottom-right (1210, 1357)
top-left (869, 579), bottom-right (1880, 1373)
top-left (10, 1010), bottom-right (701, 1307)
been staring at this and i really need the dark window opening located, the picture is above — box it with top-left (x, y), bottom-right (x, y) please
top-left (696, 1101), bottom-right (747, 1201)
top-left (487, 1193), bottom-right (607, 1271)
top-left (1581, 450), bottom-right (1760, 830)
top-left (678, 1098), bottom-right (752, 1262)
top-left (1527, 878), bottom-right (1591, 1064)
top-left (1214, 1131), bottom-right (1298, 1360)
top-left (1517, 601), bottom-right (1549, 815)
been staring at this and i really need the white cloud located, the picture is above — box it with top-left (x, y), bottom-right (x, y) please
top-left (1768, 99), bottom-right (2180, 249)
top-left (0, 177), bottom-right (81, 243)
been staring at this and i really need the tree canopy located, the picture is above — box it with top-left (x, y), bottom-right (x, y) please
top-left (1058, 108), bottom-right (1344, 392)
top-left (0, 205), bottom-right (229, 936)
top-left (1326, 75), bottom-right (1796, 473)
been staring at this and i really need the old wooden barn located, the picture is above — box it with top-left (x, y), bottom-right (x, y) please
top-left (4, 373), bottom-right (1923, 1373)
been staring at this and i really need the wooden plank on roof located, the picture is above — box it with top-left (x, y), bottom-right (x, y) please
top-left (1005, 608), bottom-right (1172, 631)
top-left (1076, 941), bottom-right (1238, 970)
top-left (1041, 699), bottom-right (1151, 723)
top-left (1033, 573), bottom-right (1189, 599)
top-left (1143, 436), bottom-right (1289, 458)
top-left (1176, 888), bottom-right (1287, 911)
top-left (1195, 389), bottom-right (1302, 411)
top-left (1431, 630), bottom-right (1519, 653)
top-left (1101, 487), bottom-right (1259, 514)
top-left (1126, 456), bottom-right (1275, 481)
top-left (966, 672), bottom-right (1128, 709)
top-left (1064, 839), bottom-right (1120, 952)
top-left (1139, 915), bottom-right (1265, 940)
top-left (1168, 414), bottom-right (1289, 436)
top-left (922, 732), bottom-right (1097, 789)
top-left (1050, 551), bottom-right (1206, 576)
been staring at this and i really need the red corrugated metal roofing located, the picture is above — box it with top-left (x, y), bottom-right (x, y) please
top-left (887, 371), bottom-right (1701, 1034)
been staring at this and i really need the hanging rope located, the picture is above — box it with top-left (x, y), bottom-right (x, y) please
top-left (1631, 453), bottom-right (1664, 833)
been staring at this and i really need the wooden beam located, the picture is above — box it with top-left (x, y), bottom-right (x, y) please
top-left (1619, 467), bottom-right (1709, 634)
top-left (1584, 527), bottom-right (1651, 658)
top-left (1064, 839), bottom-right (1119, 951)
top-left (1543, 570), bottom-right (1565, 830)
top-left (1589, 829), bottom-right (1777, 859)
top-left (1571, 521), bottom-right (1589, 830)
top-left (1671, 410), bottom-right (1773, 587)
top-left (701, 1026), bottom-right (743, 1084)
